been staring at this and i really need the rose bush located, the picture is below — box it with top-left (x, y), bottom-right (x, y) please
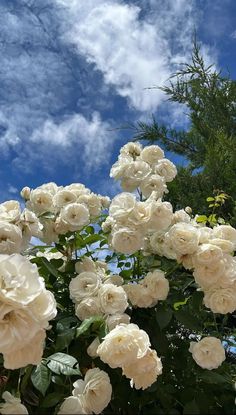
top-left (0, 142), bottom-right (235, 414)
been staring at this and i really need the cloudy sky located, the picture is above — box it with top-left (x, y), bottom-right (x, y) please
top-left (0, 0), bottom-right (235, 201)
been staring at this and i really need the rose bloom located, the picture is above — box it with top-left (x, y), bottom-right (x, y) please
top-left (154, 158), bottom-right (177, 182)
top-left (0, 200), bottom-right (21, 223)
top-left (0, 304), bottom-right (42, 355)
top-left (122, 349), bottom-right (162, 390)
top-left (69, 272), bottom-right (101, 302)
top-left (193, 257), bottom-right (226, 290)
top-left (60, 203), bottom-right (90, 231)
top-left (0, 391), bottom-right (28, 414)
top-left (103, 274), bottom-right (124, 286)
top-left (106, 313), bottom-right (131, 331)
top-left (121, 160), bottom-right (151, 190)
top-left (198, 226), bottom-right (213, 243)
top-left (110, 155), bottom-right (132, 180)
top-left (165, 223), bottom-right (200, 255)
top-left (64, 183), bottom-right (90, 198)
top-left (0, 254), bottom-right (44, 306)
top-left (19, 209), bottom-right (43, 238)
top-left (77, 193), bottom-right (102, 218)
top-left (189, 337), bottom-right (226, 370)
top-left (75, 297), bottom-right (101, 321)
top-left (147, 200), bottom-right (173, 232)
top-left (0, 222), bottom-right (22, 254)
top-left (75, 257), bottom-right (96, 274)
top-left (97, 323), bottom-right (150, 368)
top-left (98, 284), bottom-right (128, 315)
top-left (140, 174), bottom-right (167, 199)
top-left (140, 145), bottom-right (164, 165)
top-left (109, 193), bottom-right (136, 222)
top-left (142, 270), bottom-right (169, 301)
top-left (193, 243), bottom-right (223, 266)
top-left (27, 188), bottom-right (54, 214)
top-left (53, 189), bottom-right (77, 208)
top-left (3, 329), bottom-right (46, 370)
top-left (40, 219), bottom-right (59, 244)
top-left (111, 227), bottom-right (144, 254)
top-left (72, 368), bottom-right (112, 414)
top-left (124, 283), bottom-right (157, 308)
top-left (58, 396), bottom-right (87, 415)
top-left (171, 209), bottom-right (191, 225)
top-left (203, 286), bottom-right (236, 314)
top-left (210, 238), bottom-right (234, 254)
top-left (212, 225), bottom-right (236, 250)
top-left (28, 289), bottom-right (57, 327)
top-left (120, 142), bottom-right (143, 159)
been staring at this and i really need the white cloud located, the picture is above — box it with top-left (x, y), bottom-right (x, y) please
top-left (55, 0), bottom-right (213, 112)
top-left (28, 111), bottom-right (115, 171)
top-left (231, 30), bottom-right (236, 39)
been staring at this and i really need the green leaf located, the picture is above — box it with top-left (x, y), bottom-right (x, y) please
top-left (199, 371), bottom-right (231, 384)
top-left (41, 392), bottom-right (64, 408)
top-left (175, 310), bottom-right (200, 330)
top-left (156, 309), bottom-right (173, 330)
top-left (46, 353), bottom-right (81, 376)
top-left (84, 234), bottom-right (102, 245)
top-left (76, 316), bottom-right (104, 338)
top-left (183, 400), bottom-right (200, 415)
top-left (40, 257), bottom-right (61, 279)
top-left (31, 363), bottom-right (51, 396)
top-left (55, 328), bottom-right (75, 350)
top-left (196, 215), bottom-right (208, 223)
top-left (206, 197), bottom-right (215, 202)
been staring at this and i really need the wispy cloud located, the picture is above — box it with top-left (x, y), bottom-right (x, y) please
top-left (55, 0), bottom-right (213, 112)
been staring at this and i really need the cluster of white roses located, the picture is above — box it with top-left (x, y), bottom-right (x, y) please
top-left (0, 253), bottom-right (57, 369)
top-left (0, 392), bottom-right (28, 414)
top-left (0, 200), bottom-right (42, 255)
top-left (124, 269), bottom-right (169, 308)
top-left (21, 182), bottom-right (110, 244)
top-left (97, 323), bottom-right (162, 390)
top-left (149, 221), bottom-right (236, 314)
top-left (58, 368), bottom-right (112, 415)
top-left (69, 256), bottom-right (130, 326)
top-left (110, 142), bottom-right (177, 195)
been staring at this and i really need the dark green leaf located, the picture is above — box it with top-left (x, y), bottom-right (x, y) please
top-left (76, 316), bottom-right (104, 338)
top-left (41, 392), bottom-right (64, 408)
top-left (183, 400), bottom-right (200, 415)
top-left (156, 308), bottom-right (173, 330)
top-left (47, 353), bottom-right (80, 376)
top-left (31, 363), bottom-right (51, 396)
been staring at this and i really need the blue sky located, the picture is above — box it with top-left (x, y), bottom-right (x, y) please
top-left (0, 0), bottom-right (235, 202)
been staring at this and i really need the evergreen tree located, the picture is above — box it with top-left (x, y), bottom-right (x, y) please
top-left (128, 42), bottom-right (236, 223)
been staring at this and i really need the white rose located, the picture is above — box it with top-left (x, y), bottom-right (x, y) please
top-left (189, 337), bottom-right (225, 370)
top-left (109, 193), bottom-right (136, 221)
top-left (69, 272), bottom-right (101, 302)
top-left (75, 257), bottom-right (97, 274)
top-left (147, 200), bottom-right (173, 232)
top-left (0, 304), bottom-right (41, 354)
top-left (154, 158), bottom-right (177, 182)
top-left (0, 201), bottom-right (21, 223)
top-left (193, 244), bottom-right (223, 266)
top-left (20, 186), bottom-right (31, 201)
top-left (143, 270), bottom-right (169, 301)
top-left (39, 182), bottom-right (58, 195)
top-left (53, 189), bottom-right (77, 208)
top-left (77, 193), bottom-right (102, 218)
top-left (212, 225), bottom-right (236, 250)
top-left (64, 183), bottom-right (90, 198)
top-left (29, 289), bottom-right (57, 326)
top-left (101, 216), bottom-right (115, 233)
top-left (40, 219), bottom-right (59, 244)
top-left (172, 209), bottom-right (191, 224)
top-left (140, 174), bottom-right (167, 199)
top-left (111, 227), bottom-right (144, 254)
top-left (98, 284), bottom-right (128, 315)
top-left (0, 222), bottom-right (22, 254)
top-left (75, 297), bottom-right (101, 321)
top-left (27, 188), bottom-right (54, 214)
top-left (106, 313), bottom-right (131, 331)
top-left (198, 226), bottom-right (213, 243)
top-left (0, 392), bottom-right (28, 414)
top-left (3, 329), bottom-right (46, 370)
top-left (165, 223), bottom-right (200, 255)
top-left (60, 203), bottom-right (90, 231)
top-left (73, 368), bottom-right (112, 415)
top-left (122, 349), bottom-right (162, 390)
top-left (0, 254), bottom-right (44, 306)
top-left (140, 145), bottom-right (164, 165)
top-left (210, 238), bottom-right (234, 253)
top-left (120, 142), bottom-right (143, 158)
top-left (203, 287), bottom-right (236, 314)
top-left (19, 209), bottom-right (43, 238)
top-left (99, 195), bottom-right (111, 209)
top-left (58, 396), bottom-right (87, 415)
top-left (121, 160), bottom-right (151, 191)
top-left (103, 274), bottom-right (124, 286)
top-left (124, 283), bottom-right (157, 308)
top-left (193, 258), bottom-right (226, 289)
top-left (97, 323), bottom-right (150, 368)
top-left (110, 155), bottom-right (132, 180)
